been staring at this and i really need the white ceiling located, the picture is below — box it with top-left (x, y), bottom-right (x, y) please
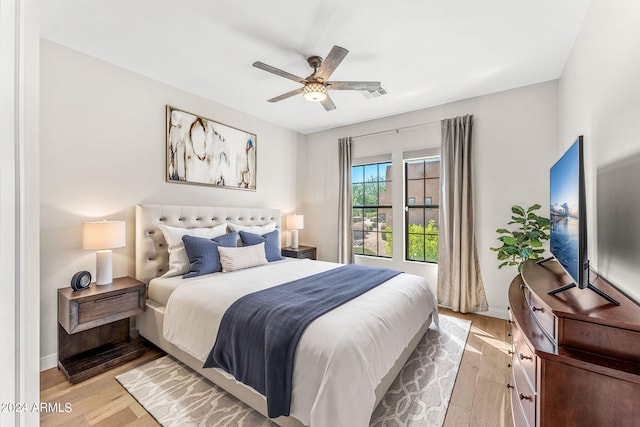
top-left (40, 0), bottom-right (590, 134)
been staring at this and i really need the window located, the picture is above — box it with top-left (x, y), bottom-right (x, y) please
top-left (405, 157), bottom-right (440, 262)
top-left (352, 162), bottom-right (392, 257)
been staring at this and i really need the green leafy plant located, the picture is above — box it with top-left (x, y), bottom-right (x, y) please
top-left (384, 221), bottom-right (439, 261)
top-left (490, 204), bottom-right (550, 272)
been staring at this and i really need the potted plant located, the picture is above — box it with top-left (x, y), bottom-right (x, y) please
top-left (490, 204), bottom-right (551, 272)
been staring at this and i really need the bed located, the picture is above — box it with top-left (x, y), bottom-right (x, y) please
top-left (135, 204), bottom-right (438, 427)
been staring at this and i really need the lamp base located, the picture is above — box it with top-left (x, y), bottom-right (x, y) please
top-left (291, 230), bottom-right (299, 249)
top-left (95, 250), bottom-right (113, 285)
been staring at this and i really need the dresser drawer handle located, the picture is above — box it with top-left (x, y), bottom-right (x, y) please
top-left (532, 306), bottom-right (543, 312)
top-left (507, 384), bottom-right (515, 390)
top-left (508, 350), bottom-right (514, 356)
top-left (520, 354), bottom-right (533, 361)
top-left (519, 393), bottom-right (533, 401)
top-left (520, 284), bottom-right (528, 290)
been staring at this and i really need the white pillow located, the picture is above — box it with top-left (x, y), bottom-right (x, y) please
top-left (228, 222), bottom-right (276, 235)
top-left (159, 223), bottom-right (228, 277)
top-left (218, 242), bottom-right (268, 272)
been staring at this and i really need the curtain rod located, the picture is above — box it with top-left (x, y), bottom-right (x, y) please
top-left (350, 119), bottom-right (441, 141)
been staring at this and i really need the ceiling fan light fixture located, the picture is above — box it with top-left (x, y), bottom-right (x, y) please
top-left (303, 82), bottom-right (327, 102)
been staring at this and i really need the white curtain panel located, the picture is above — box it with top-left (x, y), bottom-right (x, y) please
top-left (438, 115), bottom-right (488, 312)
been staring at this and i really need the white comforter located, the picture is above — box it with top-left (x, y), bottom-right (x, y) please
top-left (162, 259), bottom-right (438, 427)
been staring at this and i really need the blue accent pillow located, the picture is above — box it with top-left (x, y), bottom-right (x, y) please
top-left (182, 232), bottom-right (238, 278)
top-left (239, 230), bottom-right (284, 262)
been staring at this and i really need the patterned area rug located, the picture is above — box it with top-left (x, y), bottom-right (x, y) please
top-left (116, 315), bottom-right (470, 427)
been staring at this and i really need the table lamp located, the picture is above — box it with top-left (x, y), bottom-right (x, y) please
top-left (286, 214), bottom-right (304, 249)
top-left (82, 220), bottom-right (126, 285)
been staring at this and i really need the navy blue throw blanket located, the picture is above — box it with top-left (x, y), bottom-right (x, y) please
top-left (203, 264), bottom-right (401, 418)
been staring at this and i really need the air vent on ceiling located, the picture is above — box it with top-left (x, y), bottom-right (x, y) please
top-left (359, 87), bottom-right (388, 99)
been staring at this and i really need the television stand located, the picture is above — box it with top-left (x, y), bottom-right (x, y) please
top-left (537, 258), bottom-right (621, 305)
top-left (548, 281), bottom-right (621, 305)
top-left (535, 256), bottom-right (554, 265)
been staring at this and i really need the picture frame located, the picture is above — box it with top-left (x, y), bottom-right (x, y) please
top-left (166, 105), bottom-right (257, 190)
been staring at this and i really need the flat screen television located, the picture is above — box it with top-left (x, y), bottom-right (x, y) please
top-left (547, 136), bottom-right (619, 304)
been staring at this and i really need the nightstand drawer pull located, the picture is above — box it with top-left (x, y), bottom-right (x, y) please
top-left (519, 393), bottom-right (533, 401)
top-left (532, 306), bottom-right (543, 312)
top-left (520, 353), bottom-right (533, 361)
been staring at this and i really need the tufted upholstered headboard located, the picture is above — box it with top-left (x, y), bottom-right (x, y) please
top-left (135, 204), bottom-right (281, 284)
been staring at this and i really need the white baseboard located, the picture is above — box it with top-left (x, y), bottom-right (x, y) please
top-left (482, 306), bottom-right (509, 320)
top-left (40, 353), bottom-right (58, 372)
top-left (439, 305), bottom-right (509, 321)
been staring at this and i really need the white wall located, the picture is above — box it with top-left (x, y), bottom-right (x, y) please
top-left (39, 40), bottom-right (304, 368)
top-left (302, 81), bottom-right (558, 318)
top-left (559, 0), bottom-right (640, 303)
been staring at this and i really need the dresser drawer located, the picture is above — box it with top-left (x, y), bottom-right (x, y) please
top-left (511, 381), bottom-right (532, 427)
top-left (78, 291), bottom-right (139, 323)
top-left (512, 366), bottom-right (536, 427)
top-left (512, 320), bottom-right (538, 391)
top-left (524, 286), bottom-right (556, 341)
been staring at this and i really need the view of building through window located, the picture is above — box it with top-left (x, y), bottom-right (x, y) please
top-left (405, 158), bottom-right (440, 262)
top-left (351, 157), bottom-right (440, 262)
top-left (352, 162), bottom-right (393, 257)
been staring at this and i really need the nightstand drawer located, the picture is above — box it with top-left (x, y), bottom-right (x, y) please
top-left (78, 291), bottom-right (139, 324)
top-left (281, 245), bottom-right (317, 260)
top-left (296, 250), bottom-right (316, 260)
top-left (59, 278), bottom-right (145, 334)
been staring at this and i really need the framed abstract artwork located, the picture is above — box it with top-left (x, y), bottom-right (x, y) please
top-left (166, 105), bottom-right (257, 190)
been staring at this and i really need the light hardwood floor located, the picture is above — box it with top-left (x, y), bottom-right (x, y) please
top-left (40, 308), bottom-right (513, 427)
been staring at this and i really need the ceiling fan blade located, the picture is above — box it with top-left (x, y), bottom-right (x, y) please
top-left (321, 95), bottom-right (336, 111)
top-left (315, 46), bottom-right (349, 81)
top-left (253, 61), bottom-right (306, 84)
top-left (267, 87), bottom-right (304, 103)
top-left (328, 81), bottom-right (382, 91)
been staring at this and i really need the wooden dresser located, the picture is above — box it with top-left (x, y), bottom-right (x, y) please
top-left (508, 259), bottom-right (640, 427)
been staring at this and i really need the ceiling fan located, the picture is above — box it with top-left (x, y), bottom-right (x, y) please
top-left (252, 46), bottom-right (384, 111)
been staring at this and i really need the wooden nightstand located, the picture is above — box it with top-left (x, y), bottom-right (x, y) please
top-left (281, 245), bottom-right (317, 260)
top-left (58, 276), bottom-right (146, 383)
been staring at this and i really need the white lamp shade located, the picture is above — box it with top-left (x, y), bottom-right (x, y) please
top-left (82, 220), bottom-right (126, 250)
top-left (286, 214), bottom-right (304, 230)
